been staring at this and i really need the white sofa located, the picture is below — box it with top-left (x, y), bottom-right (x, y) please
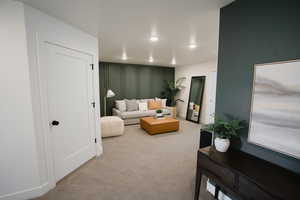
top-left (112, 99), bottom-right (172, 125)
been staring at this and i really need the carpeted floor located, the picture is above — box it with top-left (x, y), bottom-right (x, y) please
top-left (35, 119), bottom-right (213, 200)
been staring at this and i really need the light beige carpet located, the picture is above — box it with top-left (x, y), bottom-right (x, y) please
top-left (35, 119), bottom-right (213, 200)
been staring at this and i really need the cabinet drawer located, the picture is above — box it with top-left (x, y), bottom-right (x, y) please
top-left (239, 176), bottom-right (275, 200)
top-left (198, 153), bottom-right (235, 188)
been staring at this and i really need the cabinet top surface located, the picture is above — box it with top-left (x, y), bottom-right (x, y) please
top-left (198, 147), bottom-right (300, 198)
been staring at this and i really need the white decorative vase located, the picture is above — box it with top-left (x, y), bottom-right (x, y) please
top-left (156, 113), bottom-right (163, 118)
top-left (214, 137), bottom-right (230, 152)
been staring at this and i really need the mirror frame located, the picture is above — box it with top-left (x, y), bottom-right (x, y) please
top-left (185, 76), bottom-right (206, 124)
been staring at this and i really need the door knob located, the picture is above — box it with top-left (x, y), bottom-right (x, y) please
top-left (51, 120), bottom-right (60, 126)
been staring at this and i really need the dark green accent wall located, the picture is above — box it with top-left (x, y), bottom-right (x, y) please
top-left (99, 62), bottom-right (174, 116)
top-left (216, 0), bottom-right (300, 174)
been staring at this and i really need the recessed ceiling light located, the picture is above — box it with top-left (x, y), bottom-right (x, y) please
top-left (171, 58), bottom-right (176, 65)
top-left (122, 53), bottom-right (127, 60)
top-left (150, 36), bottom-right (159, 42)
top-left (189, 44), bottom-right (197, 49)
top-left (149, 56), bottom-right (154, 63)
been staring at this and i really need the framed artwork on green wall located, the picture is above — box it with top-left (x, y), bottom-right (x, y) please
top-left (248, 59), bottom-right (300, 159)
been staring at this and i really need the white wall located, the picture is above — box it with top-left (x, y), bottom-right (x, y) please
top-left (0, 1), bottom-right (101, 199)
top-left (175, 61), bottom-right (217, 124)
top-left (24, 2), bottom-right (101, 196)
top-left (24, 3), bottom-right (101, 191)
top-left (0, 1), bottom-right (40, 199)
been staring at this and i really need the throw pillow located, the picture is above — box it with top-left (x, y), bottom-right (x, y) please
top-left (115, 100), bottom-right (126, 112)
top-left (126, 99), bottom-right (138, 111)
top-left (138, 102), bottom-right (148, 111)
top-left (155, 97), bottom-right (167, 108)
top-left (148, 99), bottom-right (161, 110)
top-left (139, 99), bottom-right (149, 103)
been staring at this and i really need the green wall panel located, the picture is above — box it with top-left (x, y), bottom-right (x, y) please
top-left (216, 0), bottom-right (300, 174)
top-left (138, 67), bottom-right (152, 98)
top-left (99, 62), bottom-right (174, 116)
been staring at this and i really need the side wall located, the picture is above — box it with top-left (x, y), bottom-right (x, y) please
top-left (216, 0), bottom-right (300, 174)
top-left (175, 62), bottom-right (217, 123)
top-left (0, 1), bottom-right (40, 199)
top-left (99, 62), bottom-right (174, 116)
top-left (0, 2), bottom-right (101, 199)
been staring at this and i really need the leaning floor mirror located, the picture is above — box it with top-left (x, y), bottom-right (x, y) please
top-left (186, 76), bottom-right (205, 123)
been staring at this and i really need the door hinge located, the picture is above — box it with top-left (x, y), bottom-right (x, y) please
top-left (91, 102), bottom-right (95, 108)
top-left (94, 138), bottom-right (97, 143)
top-left (90, 64), bottom-right (94, 70)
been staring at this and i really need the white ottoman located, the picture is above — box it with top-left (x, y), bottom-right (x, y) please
top-left (100, 116), bottom-right (124, 138)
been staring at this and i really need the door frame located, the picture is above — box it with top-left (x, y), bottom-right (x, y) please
top-left (33, 33), bottom-right (102, 190)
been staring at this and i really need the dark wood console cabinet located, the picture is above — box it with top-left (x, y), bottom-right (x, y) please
top-left (194, 147), bottom-right (300, 200)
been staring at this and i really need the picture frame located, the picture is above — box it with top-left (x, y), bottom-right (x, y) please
top-left (248, 59), bottom-right (300, 159)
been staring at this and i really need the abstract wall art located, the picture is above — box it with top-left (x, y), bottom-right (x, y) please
top-left (249, 60), bottom-right (300, 159)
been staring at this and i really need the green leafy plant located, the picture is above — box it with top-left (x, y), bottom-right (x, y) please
top-left (202, 118), bottom-right (244, 139)
top-left (161, 77), bottom-right (186, 106)
top-left (156, 109), bottom-right (163, 114)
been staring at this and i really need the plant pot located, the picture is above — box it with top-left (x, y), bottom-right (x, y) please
top-left (156, 113), bottom-right (163, 118)
top-left (214, 137), bottom-right (230, 152)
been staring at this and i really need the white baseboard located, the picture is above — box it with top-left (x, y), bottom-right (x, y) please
top-left (0, 182), bottom-right (55, 200)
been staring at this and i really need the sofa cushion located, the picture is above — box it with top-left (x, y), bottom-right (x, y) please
top-left (126, 99), bottom-right (138, 111)
top-left (120, 109), bottom-right (170, 119)
top-left (155, 97), bottom-right (167, 108)
top-left (148, 99), bottom-right (161, 110)
top-left (138, 102), bottom-right (148, 111)
top-left (121, 110), bottom-right (156, 119)
top-left (115, 100), bottom-right (126, 112)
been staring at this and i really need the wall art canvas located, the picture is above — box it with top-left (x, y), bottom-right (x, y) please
top-left (249, 60), bottom-right (300, 159)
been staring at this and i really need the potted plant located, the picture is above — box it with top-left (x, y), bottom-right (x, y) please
top-left (202, 118), bottom-right (244, 152)
top-left (161, 77), bottom-right (186, 118)
top-left (156, 109), bottom-right (163, 118)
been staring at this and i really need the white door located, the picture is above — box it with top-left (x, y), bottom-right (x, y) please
top-left (42, 43), bottom-right (96, 182)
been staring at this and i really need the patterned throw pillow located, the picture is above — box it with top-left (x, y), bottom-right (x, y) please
top-left (148, 99), bottom-right (161, 110)
top-left (138, 102), bottom-right (148, 111)
top-left (155, 97), bottom-right (167, 108)
top-left (125, 99), bottom-right (138, 111)
top-left (115, 100), bottom-right (126, 112)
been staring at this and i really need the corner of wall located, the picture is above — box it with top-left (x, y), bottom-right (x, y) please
top-left (175, 61), bottom-right (218, 124)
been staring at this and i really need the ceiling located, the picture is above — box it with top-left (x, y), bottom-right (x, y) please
top-left (19, 0), bottom-right (234, 67)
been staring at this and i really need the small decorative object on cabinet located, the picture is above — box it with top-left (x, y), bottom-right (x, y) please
top-left (203, 118), bottom-right (244, 152)
top-left (214, 137), bottom-right (230, 152)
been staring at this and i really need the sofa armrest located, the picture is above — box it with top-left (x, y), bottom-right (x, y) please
top-left (112, 108), bottom-right (122, 117)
